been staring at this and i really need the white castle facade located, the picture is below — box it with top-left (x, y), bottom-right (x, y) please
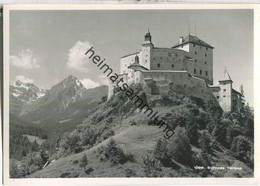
top-left (108, 30), bottom-right (244, 113)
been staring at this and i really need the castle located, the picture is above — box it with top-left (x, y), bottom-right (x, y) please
top-left (108, 30), bottom-right (244, 113)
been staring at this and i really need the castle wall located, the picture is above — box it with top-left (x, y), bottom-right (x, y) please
top-left (141, 44), bottom-right (152, 69)
top-left (139, 70), bottom-right (214, 101)
top-left (175, 43), bottom-right (213, 85)
top-left (217, 82), bottom-right (232, 112)
top-left (150, 48), bottom-right (189, 71)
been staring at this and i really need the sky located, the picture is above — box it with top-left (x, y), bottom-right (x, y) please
top-left (9, 9), bottom-right (254, 105)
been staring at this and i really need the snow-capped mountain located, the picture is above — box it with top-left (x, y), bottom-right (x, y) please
top-left (10, 80), bottom-right (46, 103)
top-left (10, 75), bottom-right (108, 122)
top-left (40, 75), bottom-right (86, 110)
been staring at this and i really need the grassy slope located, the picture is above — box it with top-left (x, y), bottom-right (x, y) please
top-left (30, 125), bottom-right (162, 178)
top-left (30, 124), bottom-right (253, 178)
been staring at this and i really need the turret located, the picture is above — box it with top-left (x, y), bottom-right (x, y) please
top-left (218, 68), bottom-right (233, 112)
top-left (144, 29), bottom-right (152, 43)
top-left (142, 30), bottom-right (153, 69)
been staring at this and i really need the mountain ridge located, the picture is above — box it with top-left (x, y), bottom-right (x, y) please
top-left (10, 75), bottom-right (108, 123)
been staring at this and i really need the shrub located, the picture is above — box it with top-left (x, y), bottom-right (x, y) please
top-left (153, 139), bottom-right (171, 167)
top-left (194, 152), bottom-right (211, 177)
top-left (84, 166), bottom-right (94, 174)
top-left (142, 154), bottom-right (162, 177)
top-left (79, 154), bottom-right (88, 167)
top-left (105, 139), bottom-right (127, 165)
top-left (168, 127), bottom-right (192, 165)
top-left (199, 131), bottom-right (211, 153)
top-left (231, 135), bottom-right (251, 161)
top-left (96, 139), bottom-right (134, 165)
top-left (125, 168), bottom-right (137, 177)
top-left (212, 120), bottom-right (228, 147)
top-left (226, 124), bottom-right (242, 148)
top-left (10, 164), bottom-right (20, 178)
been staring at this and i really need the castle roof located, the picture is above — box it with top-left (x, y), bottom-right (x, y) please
top-left (121, 51), bottom-right (140, 59)
top-left (232, 88), bottom-right (242, 96)
top-left (219, 68), bottom-right (233, 83)
top-left (172, 35), bottom-right (214, 49)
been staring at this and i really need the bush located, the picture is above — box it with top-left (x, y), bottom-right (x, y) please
top-left (226, 124), bottom-right (242, 148)
top-left (84, 166), bottom-right (94, 174)
top-left (212, 120), bottom-right (228, 147)
top-left (199, 131), bottom-right (211, 153)
top-left (96, 139), bottom-right (134, 165)
top-left (105, 139), bottom-right (127, 165)
top-left (168, 127), bottom-right (192, 165)
top-left (10, 164), bottom-right (20, 178)
top-left (142, 154), bottom-right (162, 177)
top-left (153, 139), bottom-right (171, 167)
top-left (194, 152), bottom-right (211, 177)
top-left (79, 154), bottom-right (88, 167)
top-left (125, 168), bottom-right (137, 177)
top-left (231, 135), bottom-right (251, 161)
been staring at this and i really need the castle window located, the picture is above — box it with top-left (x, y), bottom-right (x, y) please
top-left (172, 64), bottom-right (174, 68)
top-left (184, 84), bottom-right (186, 88)
top-left (206, 71), bottom-right (208, 76)
top-left (200, 46), bottom-right (201, 49)
top-left (145, 60), bottom-right (147, 63)
top-left (224, 89), bottom-right (226, 92)
top-left (194, 68), bottom-right (196, 74)
top-left (193, 44), bottom-right (195, 47)
top-left (146, 55), bottom-right (148, 57)
top-left (217, 96), bottom-right (220, 99)
top-left (205, 61), bottom-right (207, 64)
top-left (223, 95), bottom-right (226, 97)
top-left (181, 45), bottom-right (183, 48)
top-left (157, 63), bottom-right (160, 68)
top-left (168, 53), bottom-right (172, 57)
top-left (200, 70), bottom-right (202, 75)
top-left (195, 52), bottom-right (197, 55)
top-left (195, 60), bottom-right (197, 62)
top-left (160, 57), bottom-right (162, 60)
top-left (206, 47), bottom-right (208, 50)
top-left (154, 57), bottom-right (155, 60)
top-left (175, 54), bottom-right (178, 57)
top-left (205, 54), bottom-right (207, 57)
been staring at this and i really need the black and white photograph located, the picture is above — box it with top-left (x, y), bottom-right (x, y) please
top-left (2, 4), bottom-right (258, 185)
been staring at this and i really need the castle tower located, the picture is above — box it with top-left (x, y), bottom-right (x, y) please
top-left (141, 30), bottom-right (154, 69)
top-left (172, 35), bottom-right (214, 85)
top-left (218, 68), bottom-right (233, 112)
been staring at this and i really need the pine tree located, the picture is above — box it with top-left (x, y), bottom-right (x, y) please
top-left (80, 153), bottom-right (88, 167)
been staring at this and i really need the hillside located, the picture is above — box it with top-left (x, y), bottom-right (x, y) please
top-left (10, 83), bottom-right (254, 178)
top-left (29, 124), bottom-right (253, 178)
